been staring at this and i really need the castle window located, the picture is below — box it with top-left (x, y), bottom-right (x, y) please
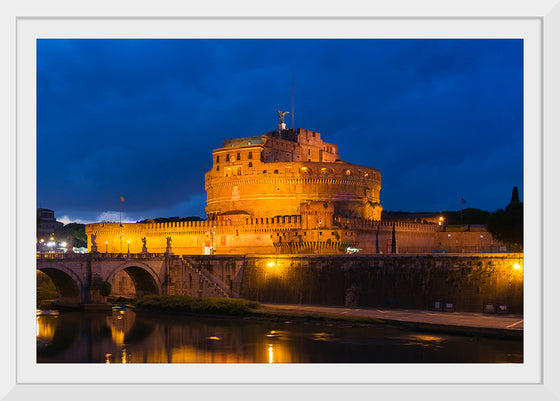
top-left (308, 149), bottom-right (311, 155)
top-left (345, 169), bottom-right (353, 176)
top-left (216, 155), bottom-right (220, 163)
top-left (248, 151), bottom-right (253, 159)
top-left (313, 132), bottom-right (316, 137)
top-left (248, 162), bottom-right (253, 167)
top-left (274, 170), bottom-right (278, 174)
top-left (237, 152), bottom-right (241, 160)
top-left (226, 154), bottom-right (230, 162)
top-left (216, 166), bottom-right (220, 171)
top-left (263, 170), bottom-right (267, 174)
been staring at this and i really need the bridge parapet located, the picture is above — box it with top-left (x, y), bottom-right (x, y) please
top-left (37, 252), bottom-right (169, 261)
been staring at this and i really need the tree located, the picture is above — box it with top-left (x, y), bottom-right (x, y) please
top-left (54, 223), bottom-right (87, 248)
top-left (486, 186), bottom-right (523, 251)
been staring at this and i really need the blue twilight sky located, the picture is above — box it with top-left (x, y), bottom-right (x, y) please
top-left (36, 39), bottom-right (523, 225)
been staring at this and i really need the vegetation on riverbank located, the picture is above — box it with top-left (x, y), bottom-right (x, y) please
top-left (134, 295), bottom-right (260, 316)
top-left (131, 295), bottom-right (385, 327)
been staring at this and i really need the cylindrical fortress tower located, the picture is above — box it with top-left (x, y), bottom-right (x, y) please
top-left (205, 128), bottom-right (382, 220)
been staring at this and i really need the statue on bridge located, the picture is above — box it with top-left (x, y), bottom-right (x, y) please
top-left (165, 236), bottom-right (173, 255)
top-left (141, 237), bottom-right (148, 253)
top-left (90, 234), bottom-right (98, 253)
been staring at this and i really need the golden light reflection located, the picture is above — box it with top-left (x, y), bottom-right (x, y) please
top-left (268, 344), bottom-right (274, 364)
top-left (105, 353), bottom-right (112, 363)
top-left (36, 315), bottom-right (57, 342)
top-left (111, 325), bottom-right (125, 346)
top-left (513, 263), bottom-right (522, 270)
top-left (121, 349), bottom-right (128, 364)
top-left (267, 261), bottom-right (275, 268)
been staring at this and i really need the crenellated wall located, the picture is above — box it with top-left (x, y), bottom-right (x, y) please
top-left (85, 215), bottom-right (442, 256)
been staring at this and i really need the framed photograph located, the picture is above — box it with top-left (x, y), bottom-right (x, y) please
top-left (4, 0), bottom-right (559, 399)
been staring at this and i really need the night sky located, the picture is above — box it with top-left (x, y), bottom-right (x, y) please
top-left (36, 39), bottom-right (523, 224)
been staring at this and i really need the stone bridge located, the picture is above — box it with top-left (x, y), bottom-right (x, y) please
top-left (36, 252), bottom-right (233, 307)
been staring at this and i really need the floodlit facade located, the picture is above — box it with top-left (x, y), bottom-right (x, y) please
top-left (86, 125), bottom-right (501, 255)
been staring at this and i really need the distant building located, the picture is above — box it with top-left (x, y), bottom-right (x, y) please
top-left (37, 208), bottom-right (64, 241)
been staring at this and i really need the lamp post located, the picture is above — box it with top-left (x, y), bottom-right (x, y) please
top-left (105, 241), bottom-right (108, 253)
top-left (127, 240), bottom-right (130, 253)
top-left (211, 226), bottom-right (216, 254)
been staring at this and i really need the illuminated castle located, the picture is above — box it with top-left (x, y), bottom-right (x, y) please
top-left (206, 127), bottom-right (382, 221)
top-left (86, 118), bottom-right (498, 255)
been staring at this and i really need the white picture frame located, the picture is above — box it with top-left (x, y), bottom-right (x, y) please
top-left (3, 0), bottom-right (559, 399)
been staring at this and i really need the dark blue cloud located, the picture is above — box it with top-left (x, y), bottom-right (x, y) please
top-left (37, 39), bottom-right (523, 222)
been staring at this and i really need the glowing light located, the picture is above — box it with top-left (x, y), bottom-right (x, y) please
top-left (61, 242), bottom-right (67, 247)
top-left (267, 261), bottom-right (275, 268)
top-left (105, 353), bottom-right (112, 363)
top-left (513, 263), bottom-right (522, 270)
top-left (268, 344), bottom-right (274, 363)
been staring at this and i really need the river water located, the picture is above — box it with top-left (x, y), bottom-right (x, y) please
top-left (36, 307), bottom-right (522, 363)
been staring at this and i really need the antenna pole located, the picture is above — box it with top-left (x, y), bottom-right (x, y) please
top-left (292, 70), bottom-right (295, 129)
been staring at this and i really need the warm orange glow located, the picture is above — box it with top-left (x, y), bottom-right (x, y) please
top-left (268, 344), bottom-right (274, 363)
top-left (267, 261), bottom-right (275, 268)
top-left (513, 263), bottom-right (522, 270)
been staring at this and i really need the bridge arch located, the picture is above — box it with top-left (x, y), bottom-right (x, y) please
top-left (37, 264), bottom-right (85, 304)
top-left (106, 262), bottom-right (161, 297)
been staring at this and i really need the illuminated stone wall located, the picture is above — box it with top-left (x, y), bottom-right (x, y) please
top-left (238, 254), bottom-right (524, 313)
top-left (85, 217), bottom-right (441, 256)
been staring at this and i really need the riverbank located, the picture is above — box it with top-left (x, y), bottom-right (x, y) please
top-left (254, 303), bottom-right (523, 339)
top-left (122, 296), bottom-right (523, 340)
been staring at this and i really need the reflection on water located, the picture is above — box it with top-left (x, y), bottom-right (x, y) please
top-left (37, 307), bottom-right (523, 363)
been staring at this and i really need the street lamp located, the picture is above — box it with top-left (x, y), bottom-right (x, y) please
top-left (127, 240), bottom-right (130, 253)
top-left (211, 226), bottom-right (216, 254)
top-left (105, 241), bottom-right (108, 253)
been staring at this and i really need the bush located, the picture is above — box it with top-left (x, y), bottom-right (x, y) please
top-left (134, 295), bottom-right (260, 316)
